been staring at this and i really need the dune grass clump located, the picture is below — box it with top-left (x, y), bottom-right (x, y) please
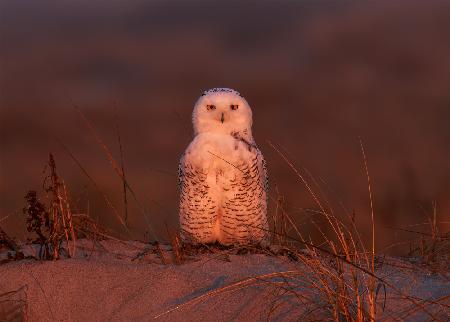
top-left (266, 210), bottom-right (384, 321)
top-left (255, 141), bottom-right (378, 320)
top-left (262, 141), bottom-right (449, 321)
top-left (407, 203), bottom-right (450, 271)
top-left (22, 154), bottom-right (76, 260)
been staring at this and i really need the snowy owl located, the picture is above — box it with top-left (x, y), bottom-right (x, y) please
top-left (178, 88), bottom-right (269, 245)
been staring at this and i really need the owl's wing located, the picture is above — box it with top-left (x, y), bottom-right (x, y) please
top-left (249, 147), bottom-right (269, 243)
top-left (177, 153), bottom-right (185, 191)
top-left (178, 154), bottom-right (218, 243)
top-left (219, 145), bottom-right (269, 245)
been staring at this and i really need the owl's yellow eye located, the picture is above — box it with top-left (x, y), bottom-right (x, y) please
top-left (206, 104), bottom-right (216, 111)
top-left (230, 104), bottom-right (239, 110)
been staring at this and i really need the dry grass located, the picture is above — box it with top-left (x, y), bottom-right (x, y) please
top-left (261, 141), bottom-right (448, 320)
top-left (271, 185), bottom-right (289, 246)
top-left (170, 233), bottom-right (183, 265)
top-left (407, 202), bottom-right (450, 271)
top-left (262, 140), bottom-right (378, 319)
top-left (22, 154), bottom-right (76, 260)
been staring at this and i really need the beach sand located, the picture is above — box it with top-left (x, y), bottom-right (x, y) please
top-left (1, 239), bottom-right (449, 321)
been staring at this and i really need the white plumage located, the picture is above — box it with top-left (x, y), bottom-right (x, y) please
top-left (178, 88), bottom-right (269, 245)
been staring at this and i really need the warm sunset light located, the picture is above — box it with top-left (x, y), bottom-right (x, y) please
top-left (1, 1), bottom-right (449, 321)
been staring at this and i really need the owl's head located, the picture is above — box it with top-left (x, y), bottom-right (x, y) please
top-left (192, 88), bottom-right (253, 138)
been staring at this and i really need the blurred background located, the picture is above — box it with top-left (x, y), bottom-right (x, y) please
top-left (1, 0), bottom-right (449, 253)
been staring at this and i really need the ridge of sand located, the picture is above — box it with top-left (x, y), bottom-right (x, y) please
top-left (1, 239), bottom-right (449, 321)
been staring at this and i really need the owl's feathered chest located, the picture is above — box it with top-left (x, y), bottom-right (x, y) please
top-left (183, 132), bottom-right (256, 175)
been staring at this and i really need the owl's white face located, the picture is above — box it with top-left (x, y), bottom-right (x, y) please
top-left (192, 88), bottom-right (253, 138)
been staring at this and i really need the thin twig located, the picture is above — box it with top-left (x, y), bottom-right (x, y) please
top-left (154, 271), bottom-right (299, 319)
top-left (207, 151), bottom-right (245, 174)
top-left (359, 137), bottom-right (376, 319)
top-left (359, 138), bottom-right (375, 264)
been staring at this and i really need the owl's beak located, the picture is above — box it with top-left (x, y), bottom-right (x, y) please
top-left (220, 113), bottom-right (225, 123)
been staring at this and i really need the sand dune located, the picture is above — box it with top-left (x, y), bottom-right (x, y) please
top-left (1, 239), bottom-right (448, 321)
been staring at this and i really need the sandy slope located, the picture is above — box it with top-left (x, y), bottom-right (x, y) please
top-left (1, 240), bottom-right (449, 321)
